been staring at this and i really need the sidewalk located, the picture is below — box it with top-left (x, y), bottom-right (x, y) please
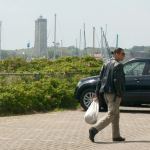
top-left (0, 107), bottom-right (150, 150)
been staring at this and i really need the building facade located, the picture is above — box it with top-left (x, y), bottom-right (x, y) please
top-left (34, 16), bottom-right (47, 58)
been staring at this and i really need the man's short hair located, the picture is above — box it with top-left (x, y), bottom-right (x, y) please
top-left (113, 48), bottom-right (124, 54)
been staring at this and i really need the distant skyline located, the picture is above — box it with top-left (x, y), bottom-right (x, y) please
top-left (0, 0), bottom-right (150, 50)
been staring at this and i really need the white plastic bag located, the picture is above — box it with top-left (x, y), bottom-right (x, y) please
top-left (84, 97), bottom-right (99, 124)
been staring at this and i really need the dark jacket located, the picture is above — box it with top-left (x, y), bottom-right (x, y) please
top-left (96, 60), bottom-right (125, 98)
top-left (113, 63), bottom-right (125, 97)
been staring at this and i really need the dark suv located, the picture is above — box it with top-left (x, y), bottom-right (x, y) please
top-left (74, 58), bottom-right (150, 110)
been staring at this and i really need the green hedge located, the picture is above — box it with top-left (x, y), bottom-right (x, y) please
top-left (0, 56), bottom-right (103, 115)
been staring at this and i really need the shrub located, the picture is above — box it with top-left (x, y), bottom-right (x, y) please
top-left (0, 56), bottom-right (103, 114)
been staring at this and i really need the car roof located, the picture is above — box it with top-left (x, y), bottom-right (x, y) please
top-left (125, 57), bottom-right (150, 63)
top-left (131, 57), bottom-right (150, 60)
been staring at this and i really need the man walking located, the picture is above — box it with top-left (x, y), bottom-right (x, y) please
top-left (89, 48), bottom-right (126, 142)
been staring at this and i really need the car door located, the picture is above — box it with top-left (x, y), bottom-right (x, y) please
top-left (123, 60), bottom-right (147, 105)
top-left (137, 61), bottom-right (150, 103)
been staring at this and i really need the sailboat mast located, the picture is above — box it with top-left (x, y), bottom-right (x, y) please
top-left (100, 27), bottom-right (104, 56)
top-left (83, 23), bottom-right (87, 55)
top-left (116, 34), bottom-right (119, 48)
top-left (79, 29), bottom-right (81, 49)
top-left (79, 29), bottom-right (82, 57)
top-left (61, 40), bottom-right (63, 57)
top-left (53, 14), bottom-right (57, 59)
top-left (93, 26), bottom-right (95, 56)
top-left (75, 39), bottom-right (78, 56)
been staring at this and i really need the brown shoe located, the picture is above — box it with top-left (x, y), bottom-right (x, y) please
top-left (113, 137), bottom-right (125, 142)
top-left (89, 127), bottom-right (98, 142)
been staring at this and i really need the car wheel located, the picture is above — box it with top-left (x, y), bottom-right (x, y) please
top-left (80, 88), bottom-right (108, 111)
top-left (80, 88), bottom-right (96, 110)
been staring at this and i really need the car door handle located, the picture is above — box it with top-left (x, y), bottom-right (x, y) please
top-left (134, 78), bottom-right (140, 83)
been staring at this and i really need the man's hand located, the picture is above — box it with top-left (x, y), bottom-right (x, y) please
top-left (92, 97), bottom-right (98, 102)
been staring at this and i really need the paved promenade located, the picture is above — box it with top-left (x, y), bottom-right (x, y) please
top-left (0, 107), bottom-right (150, 150)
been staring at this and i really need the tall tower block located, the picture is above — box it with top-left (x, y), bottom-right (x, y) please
top-left (34, 16), bottom-right (47, 58)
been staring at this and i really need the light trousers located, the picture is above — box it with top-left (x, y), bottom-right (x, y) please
top-left (94, 93), bottom-right (121, 138)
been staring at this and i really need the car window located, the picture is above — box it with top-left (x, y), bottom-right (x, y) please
top-left (146, 62), bottom-right (150, 75)
top-left (124, 61), bottom-right (146, 76)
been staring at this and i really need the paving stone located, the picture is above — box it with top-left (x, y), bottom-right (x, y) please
top-left (0, 107), bottom-right (150, 150)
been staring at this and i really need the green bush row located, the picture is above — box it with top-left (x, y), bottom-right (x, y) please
top-left (0, 56), bottom-right (103, 115)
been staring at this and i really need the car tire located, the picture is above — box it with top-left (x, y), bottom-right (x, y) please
top-left (80, 88), bottom-right (107, 111)
top-left (80, 88), bottom-right (96, 110)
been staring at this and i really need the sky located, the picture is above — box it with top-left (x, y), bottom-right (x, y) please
top-left (0, 0), bottom-right (150, 50)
